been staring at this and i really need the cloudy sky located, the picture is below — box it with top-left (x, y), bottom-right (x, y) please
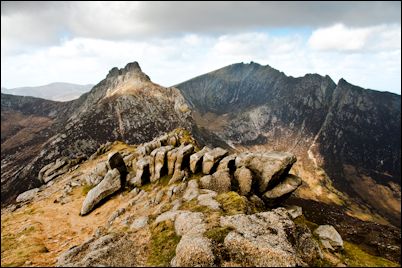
top-left (1, 1), bottom-right (401, 94)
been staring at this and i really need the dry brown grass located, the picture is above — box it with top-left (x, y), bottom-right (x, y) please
top-left (1, 156), bottom-right (133, 267)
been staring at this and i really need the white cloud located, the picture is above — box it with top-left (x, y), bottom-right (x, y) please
top-left (308, 24), bottom-right (371, 51)
top-left (2, 2), bottom-right (400, 48)
top-left (1, 26), bottom-right (400, 95)
top-left (308, 23), bottom-right (401, 52)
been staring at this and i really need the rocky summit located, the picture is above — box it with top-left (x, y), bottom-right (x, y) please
top-left (1, 62), bottom-right (193, 205)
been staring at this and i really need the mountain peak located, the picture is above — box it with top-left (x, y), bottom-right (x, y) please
top-left (338, 78), bottom-right (348, 85)
top-left (103, 61), bottom-right (170, 99)
top-left (123, 61), bottom-right (141, 72)
top-left (106, 61), bottom-right (150, 82)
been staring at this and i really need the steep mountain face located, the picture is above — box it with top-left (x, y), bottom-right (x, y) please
top-left (176, 62), bottom-right (401, 227)
top-left (1, 62), bottom-right (193, 204)
top-left (1, 94), bottom-right (79, 204)
top-left (1, 82), bottom-right (94, 101)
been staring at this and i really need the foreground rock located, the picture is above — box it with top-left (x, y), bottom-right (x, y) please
top-left (202, 147), bottom-right (228, 174)
top-left (263, 174), bottom-right (302, 206)
top-left (200, 169), bottom-right (231, 194)
top-left (234, 166), bottom-right (253, 196)
top-left (295, 223), bottom-right (323, 266)
top-left (16, 188), bottom-right (39, 203)
top-left (286, 205), bottom-right (303, 219)
top-left (172, 212), bottom-right (214, 267)
top-left (314, 225), bottom-right (344, 250)
top-left (170, 144), bottom-right (194, 183)
top-left (130, 156), bottom-right (151, 187)
top-left (235, 151), bottom-right (296, 193)
top-left (220, 208), bottom-right (298, 266)
top-left (189, 146), bottom-right (210, 173)
top-left (171, 235), bottom-right (215, 267)
top-left (56, 232), bottom-right (141, 267)
top-left (81, 169), bottom-right (121, 215)
top-left (108, 152), bottom-right (127, 189)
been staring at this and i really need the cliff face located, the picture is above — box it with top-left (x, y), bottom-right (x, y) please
top-left (1, 62), bottom-right (193, 204)
top-left (176, 62), bottom-right (401, 227)
top-left (316, 79), bottom-right (401, 186)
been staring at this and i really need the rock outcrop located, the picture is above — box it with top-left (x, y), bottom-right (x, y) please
top-left (235, 151), bottom-right (297, 193)
top-left (202, 147), bottom-right (228, 174)
top-left (16, 188), bottom-right (39, 203)
top-left (220, 208), bottom-right (298, 266)
top-left (132, 156), bottom-right (151, 187)
top-left (263, 174), bottom-right (302, 206)
top-left (314, 225), bottom-right (344, 250)
top-left (189, 146), bottom-right (210, 173)
top-left (200, 169), bottom-right (231, 194)
top-left (86, 161), bottom-right (108, 187)
top-left (170, 144), bottom-right (194, 183)
top-left (74, 129), bottom-right (305, 229)
top-left (234, 166), bottom-right (253, 196)
top-left (81, 131), bottom-right (302, 213)
top-left (38, 156), bottom-right (85, 184)
top-left (81, 168), bottom-right (121, 215)
top-left (107, 152), bottom-right (127, 189)
top-left (151, 146), bottom-right (173, 182)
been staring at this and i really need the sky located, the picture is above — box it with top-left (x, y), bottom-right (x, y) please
top-left (1, 1), bottom-right (401, 94)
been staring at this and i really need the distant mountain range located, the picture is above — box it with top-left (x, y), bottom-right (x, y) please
top-left (1, 82), bottom-right (93, 101)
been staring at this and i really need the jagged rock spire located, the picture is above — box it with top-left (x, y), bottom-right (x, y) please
top-left (106, 61), bottom-right (151, 82)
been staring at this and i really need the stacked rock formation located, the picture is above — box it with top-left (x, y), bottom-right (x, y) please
top-left (79, 131), bottom-right (302, 216)
top-left (127, 132), bottom-right (302, 207)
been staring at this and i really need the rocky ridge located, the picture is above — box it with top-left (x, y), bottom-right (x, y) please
top-left (56, 130), bottom-right (321, 267)
top-left (176, 62), bottom-right (401, 227)
top-left (79, 129), bottom-right (302, 217)
top-left (3, 129), bottom-right (399, 267)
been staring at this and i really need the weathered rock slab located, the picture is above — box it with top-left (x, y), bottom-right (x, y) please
top-left (235, 151), bottom-right (296, 193)
top-left (234, 166), bottom-right (253, 196)
top-left (202, 147), bottom-right (228, 174)
top-left (81, 168), bottom-right (121, 215)
top-left (220, 208), bottom-right (297, 267)
top-left (189, 146), bottom-right (210, 173)
top-left (16, 188), bottom-right (39, 203)
top-left (314, 225), bottom-right (344, 250)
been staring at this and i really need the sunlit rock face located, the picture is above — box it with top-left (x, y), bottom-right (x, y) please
top-left (1, 62), bottom-right (193, 204)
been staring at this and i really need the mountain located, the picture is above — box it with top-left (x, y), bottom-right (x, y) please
top-left (1, 82), bottom-right (94, 101)
top-left (176, 62), bottom-right (401, 227)
top-left (1, 62), bottom-right (195, 204)
top-left (1, 61), bottom-right (401, 266)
